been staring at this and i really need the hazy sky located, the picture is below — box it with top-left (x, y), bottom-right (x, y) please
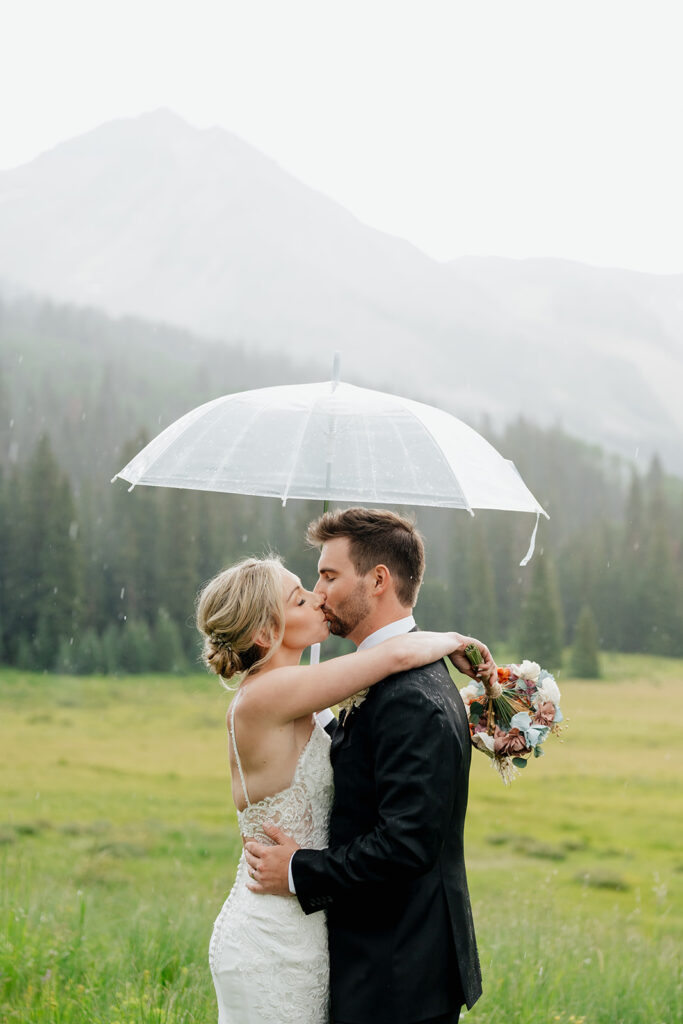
top-left (3, 0), bottom-right (682, 273)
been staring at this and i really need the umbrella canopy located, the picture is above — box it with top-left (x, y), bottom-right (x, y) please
top-left (113, 379), bottom-right (548, 520)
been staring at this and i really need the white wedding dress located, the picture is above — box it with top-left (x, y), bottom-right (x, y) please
top-left (209, 697), bottom-right (334, 1024)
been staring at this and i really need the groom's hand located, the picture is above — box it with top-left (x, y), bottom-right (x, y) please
top-left (244, 822), bottom-right (300, 896)
top-left (449, 635), bottom-right (497, 683)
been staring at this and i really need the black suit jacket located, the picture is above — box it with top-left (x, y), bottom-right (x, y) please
top-left (293, 656), bottom-right (482, 1024)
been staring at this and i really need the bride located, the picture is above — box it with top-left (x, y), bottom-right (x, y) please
top-left (196, 555), bottom-right (487, 1024)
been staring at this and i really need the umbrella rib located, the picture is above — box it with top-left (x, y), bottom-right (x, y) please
top-left (361, 411), bottom-right (380, 500)
top-left (206, 398), bottom-right (286, 490)
top-left (280, 398), bottom-right (320, 505)
top-left (386, 413), bottom-right (425, 504)
top-left (378, 409), bottom-right (460, 508)
top-left (115, 395), bottom-right (226, 485)
top-left (172, 398), bottom-right (267, 489)
top-left (402, 406), bottom-right (474, 513)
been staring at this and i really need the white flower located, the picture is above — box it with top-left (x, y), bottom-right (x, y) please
top-left (472, 732), bottom-right (495, 755)
top-left (517, 660), bottom-right (541, 683)
top-left (537, 673), bottom-right (561, 705)
top-left (459, 683), bottom-right (483, 706)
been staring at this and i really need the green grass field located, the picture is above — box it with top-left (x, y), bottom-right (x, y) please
top-left (1, 654), bottom-right (681, 1023)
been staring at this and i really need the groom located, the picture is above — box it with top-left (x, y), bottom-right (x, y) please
top-left (245, 508), bottom-right (486, 1024)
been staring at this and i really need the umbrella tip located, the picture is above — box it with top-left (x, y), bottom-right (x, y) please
top-left (331, 351), bottom-right (341, 389)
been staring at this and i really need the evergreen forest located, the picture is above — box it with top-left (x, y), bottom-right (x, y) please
top-left (1, 293), bottom-right (682, 675)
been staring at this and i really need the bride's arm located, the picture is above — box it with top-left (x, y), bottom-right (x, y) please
top-left (240, 632), bottom-right (465, 724)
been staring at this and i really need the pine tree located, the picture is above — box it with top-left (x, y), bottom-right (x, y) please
top-left (8, 436), bottom-right (81, 669)
top-left (119, 620), bottom-right (152, 674)
top-left (55, 636), bottom-right (77, 675)
top-left (463, 527), bottom-right (497, 642)
top-left (73, 627), bottom-right (105, 675)
top-left (151, 608), bottom-right (189, 674)
top-left (102, 624), bottom-right (122, 675)
top-left (570, 605), bottom-right (601, 677)
top-left (415, 579), bottom-right (451, 632)
top-left (109, 433), bottom-right (161, 627)
top-left (158, 489), bottom-right (200, 653)
top-left (0, 467), bottom-right (6, 661)
top-left (518, 554), bottom-right (564, 670)
top-left (638, 469), bottom-right (679, 655)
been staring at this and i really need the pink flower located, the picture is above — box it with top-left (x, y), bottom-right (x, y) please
top-left (470, 702), bottom-right (489, 734)
top-left (533, 701), bottom-right (556, 727)
top-left (493, 726), bottom-right (530, 757)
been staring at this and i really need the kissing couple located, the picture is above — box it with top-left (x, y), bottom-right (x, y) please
top-left (196, 507), bottom-right (493, 1024)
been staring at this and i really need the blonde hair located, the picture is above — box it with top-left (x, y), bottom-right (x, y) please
top-left (196, 556), bottom-right (285, 683)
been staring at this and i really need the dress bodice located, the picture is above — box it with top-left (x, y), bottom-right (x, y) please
top-left (236, 718), bottom-right (334, 849)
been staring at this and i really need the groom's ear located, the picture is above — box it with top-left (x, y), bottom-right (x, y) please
top-left (371, 564), bottom-right (391, 596)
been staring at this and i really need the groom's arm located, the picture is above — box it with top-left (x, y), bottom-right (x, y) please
top-left (292, 673), bottom-right (461, 913)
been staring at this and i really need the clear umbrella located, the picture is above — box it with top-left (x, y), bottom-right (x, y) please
top-left (113, 378), bottom-right (547, 534)
top-left (113, 370), bottom-right (549, 664)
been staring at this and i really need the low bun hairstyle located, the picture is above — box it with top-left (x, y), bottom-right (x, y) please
top-left (196, 557), bottom-right (286, 683)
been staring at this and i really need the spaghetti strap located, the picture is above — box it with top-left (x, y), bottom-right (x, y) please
top-left (229, 691), bottom-right (251, 807)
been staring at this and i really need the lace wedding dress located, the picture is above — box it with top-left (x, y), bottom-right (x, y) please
top-left (209, 698), bottom-right (334, 1024)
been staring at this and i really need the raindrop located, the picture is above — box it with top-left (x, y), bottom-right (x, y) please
top-left (69, 521), bottom-right (79, 541)
top-left (9, 418), bottom-right (14, 428)
top-left (242, 534), bottom-right (248, 543)
top-left (120, 588), bottom-right (125, 599)
top-left (53, 586), bottom-right (58, 595)
top-left (8, 441), bottom-right (18, 463)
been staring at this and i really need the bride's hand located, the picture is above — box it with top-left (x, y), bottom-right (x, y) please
top-left (397, 631), bottom-right (495, 681)
top-left (447, 634), bottom-right (497, 682)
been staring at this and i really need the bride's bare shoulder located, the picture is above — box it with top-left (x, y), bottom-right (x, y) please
top-left (229, 667), bottom-right (295, 723)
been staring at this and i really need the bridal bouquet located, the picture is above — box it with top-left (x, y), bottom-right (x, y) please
top-left (460, 650), bottom-right (563, 784)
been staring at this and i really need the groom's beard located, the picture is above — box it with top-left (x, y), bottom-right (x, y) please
top-left (323, 581), bottom-right (371, 639)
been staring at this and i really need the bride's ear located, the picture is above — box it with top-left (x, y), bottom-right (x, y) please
top-left (253, 626), bottom-right (274, 649)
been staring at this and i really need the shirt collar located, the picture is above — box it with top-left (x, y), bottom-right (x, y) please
top-left (357, 615), bottom-right (416, 651)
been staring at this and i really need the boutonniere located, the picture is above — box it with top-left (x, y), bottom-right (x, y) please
top-left (337, 688), bottom-right (369, 715)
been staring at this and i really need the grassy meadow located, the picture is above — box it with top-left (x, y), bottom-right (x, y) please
top-left (1, 654), bottom-right (681, 1023)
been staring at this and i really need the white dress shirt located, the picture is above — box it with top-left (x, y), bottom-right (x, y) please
top-left (288, 614), bottom-right (416, 893)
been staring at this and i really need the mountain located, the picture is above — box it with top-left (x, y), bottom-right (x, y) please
top-left (0, 109), bottom-right (682, 471)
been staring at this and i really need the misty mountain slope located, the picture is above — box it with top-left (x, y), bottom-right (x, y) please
top-left (0, 292), bottom-right (327, 480)
top-left (442, 257), bottom-right (683, 465)
top-left (0, 111), bottom-right (453, 377)
top-left (0, 110), bottom-right (681, 471)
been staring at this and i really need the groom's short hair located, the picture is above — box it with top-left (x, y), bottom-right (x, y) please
top-left (307, 507), bottom-right (425, 607)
